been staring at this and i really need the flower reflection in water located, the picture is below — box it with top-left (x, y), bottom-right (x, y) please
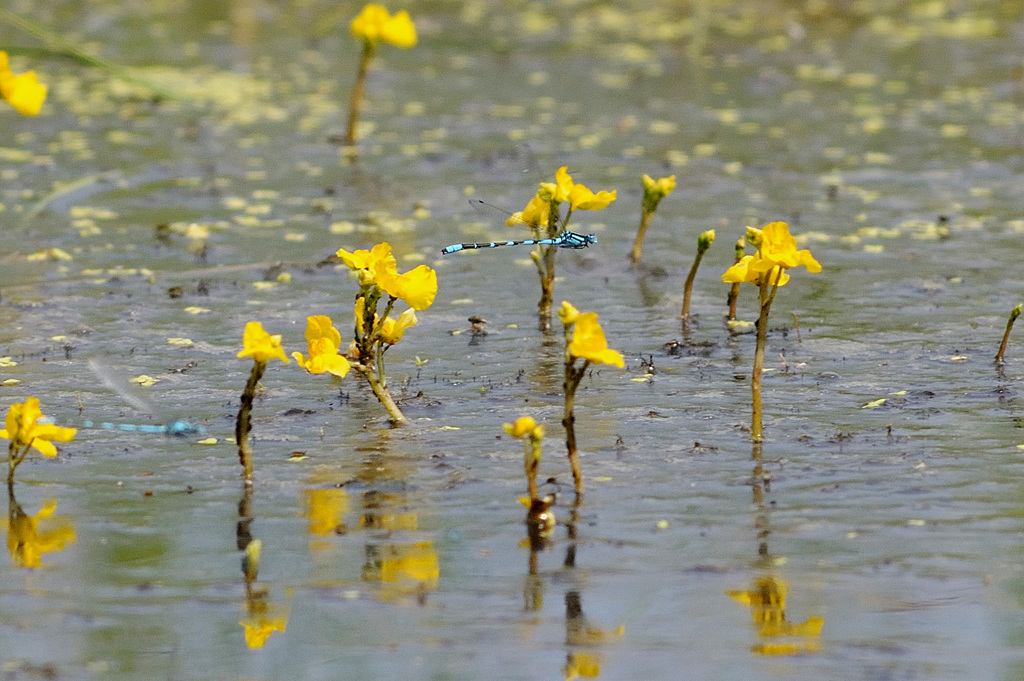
top-left (726, 576), bottom-right (823, 655)
top-left (4, 492), bottom-right (75, 568)
top-left (362, 540), bottom-right (439, 603)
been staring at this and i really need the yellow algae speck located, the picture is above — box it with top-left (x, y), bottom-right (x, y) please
top-left (167, 337), bottom-right (194, 346)
top-left (129, 375), bottom-right (160, 387)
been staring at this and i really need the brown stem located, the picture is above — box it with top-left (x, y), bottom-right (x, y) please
top-left (562, 360), bottom-right (589, 499)
top-left (681, 249), bottom-right (707, 321)
top-left (345, 42), bottom-right (375, 146)
top-left (751, 271), bottom-right (782, 442)
top-left (524, 440), bottom-right (539, 501)
top-left (727, 282), bottom-right (740, 320)
top-left (354, 363), bottom-right (408, 425)
top-left (630, 211), bottom-right (653, 263)
top-left (995, 305), bottom-right (1022, 364)
top-left (236, 361), bottom-right (267, 486)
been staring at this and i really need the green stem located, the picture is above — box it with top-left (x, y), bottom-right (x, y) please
top-left (354, 363), bottom-right (408, 425)
top-left (631, 211), bottom-right (654, 263)
top-left (751, 270), bottom-right (782, 442)
top-left (345, 41), bottom-right (375, 146)
top-left (236, 361), bottom-right (267, 486)
top-left (995, 304), bottom-right (1022, 364)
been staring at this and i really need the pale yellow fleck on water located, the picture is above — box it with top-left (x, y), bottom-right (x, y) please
top-left (844, 72), bottom-right (878, 88)
top-left (693, 143), bottom-right (716, 157)
top-left (403, 101), bottom-right (425, 116)
top-left (167, 338), bottom-right (194, 346)
top-left (26, 248), bottom-right (73, 262)
top-left (969, 187), bottom-right (992, 197)
top-left (252, 282), bottom-right (278, 290)
top-left (413, 206), bottom-right (431, 220)
top-left (723, 161), bottom-right (742, 175)
top-left (907, 519), bottom-right (926, 526)
top-left (666, 150), bottom-right (689, 167)
top-left (245, 204), bottom-right (272, 216)
top-left (130, 375), bottom-right (160, 387)
top-left (863, 152), bottom-right (892, 165)
top-left (579, 134), bottom-right (601, 149)
top-left (50, 335), bottom-right (66, 341)
top-left (222, 196), bottom-right (248, 210)
top-left (450, 298), bottom-right (474, 305)
top-left (276, 272), bottom-right (292, 283)
top-left (648, 120), bottom-right (677, 135)
top-left (862, 116), bottom-right (885, 134)
top-left (846, 531), bottom-right (858, 539)
top-left (0, 357), bottom-right (17, 367)
top-left (400, 144), bottom-right (420, 156)
top-left (656, 520), bottom-right (669, 530)
top-left (528, 71), bottom-right (547, 85)
top-left (862, 398), bottom-right (886, 409)
top-left (184, 223), bottom-right (210, 239)
top-left (184, 307), bottom-right (210, 315)
top-left (593, 477), bottom-right (612, 483)
top-left (948, 356), bottom-right (968, 362)
top-left (715, 109), bottom-right (739, 125)
top-left (197, 437), bottom-right (218, 445)
top-left (941, 124), bottom-right (967, 138)
top-left (284, 233), bottom-right (306, 242)
top-left (329, 221), bottom-right (355, 234)
top-left (863, 244), bottom-right (884, 253)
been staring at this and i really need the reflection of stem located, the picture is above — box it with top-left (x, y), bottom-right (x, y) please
top-left (564, 498), bottom-right (579, 569)
top-left (630, 211), bottom-right (653, 263)
top-left (354, 364), bottom-right (408, 425)
top-left (345, 41), bottom-right (375, 146)
top-left (236, 361), bottom-right (267, 486)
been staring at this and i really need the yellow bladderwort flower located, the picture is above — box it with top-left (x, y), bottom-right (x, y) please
top-left (292, 316), bottom-right (351, 378)
top-left (372, 259), bottom-right (438, 310)
top-left (336, 242), bottom-right (396, 287)
top-left (568, 183), bottom-right (617, 211)
top-left (751, 221), bottom-right (822, 274)
top-left (237, 322), bottom-right (290, 364)
top-left (379, 308), bottom-right (417, 345)
top-left (537, 166), bottom-right (575, 204)
top-left (0, 51), bottom-right (47, 116)
top-left (0, 397), bottom-right (76, 460)
top-left (722, 255), bottom-right (790, 287)
top-left (350, 4), bottom-right (417, 48)
top-left (503, 415), bottom-right (543, 439)
top-left (641, 174), bottom-right (676, 213)
top-left (507, 193), bottom-right (551, 230)
top-left (557, 300), bottom-right (580, 326)
top-left (5, 498), bottom-right (76, 568)
top-left (568, 313), bottom-right (625, 368)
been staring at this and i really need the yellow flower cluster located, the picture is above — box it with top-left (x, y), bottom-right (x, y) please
top-left (350, 4), bottom-right (417, 48)
top-left (291, 316), bottom-right (350, 378)
top-left (0, 51), bottom-right (47, 116)
top-left (721, 221), bottom-right (821, 288)
top-left (507, 166), bottom-right (617, 228)
top-left (503, 415), bottom-right (544, 440)
top-left (336, 242), bottom-right (438, 310)
top-left (641, 173), bottom-right (676, 214)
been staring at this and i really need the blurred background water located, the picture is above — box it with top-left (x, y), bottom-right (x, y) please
top-left (3, 0), bottom-right (1024, 678)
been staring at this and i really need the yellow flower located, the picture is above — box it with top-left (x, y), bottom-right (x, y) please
top-left (350, 4), bottom-right (417, 48)
top-left (642, 173), bottom-right (676, 201)
top-left (5, 498), bottom-right (76, 568)
top-left (373, 260), bottom-right (438, 310)
top-left (380, 308), bottom-right (417, 345)
top-left (0, 397), bottom-right (76, 458)
top-left (292, 316), bottom-right (350, 378)
top-left (568, 183), bottom-right (617, 211)
top-left (0, 52), bottom-right (47, 117)
top-left (753, 221), bottom-right (822, 273)
top-left (237, 321), bottom-right (289, 364)
top-left (568, 313), bottom-right (625, 368)
top-left (558, 300), bottom-right (580, 326)
top-left (537, 166), bottom-right (575, 204)
top-left (722, 255), bottom-right (790, 287)
top-left (336, 242), bottom-right (396, 286)
top-left (503, 415), bottom-right (544, 439)
top-left (507, 193), bottom-right (551, 229)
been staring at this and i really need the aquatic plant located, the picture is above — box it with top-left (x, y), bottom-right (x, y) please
top-left (0, 397), bottom-right (76, 485)
top-left (236, 322), bottom-right (289, 485)
top-left (726, 236), bottom-right (746, 321)
top-left (335, 241), bottom-right (437, 425)
top-left (345, 4), bottom-right (417, 146)
top-left (558, 302), bottom-right (624, 498)
top-left (681, 229), bottom-right (715, 323)
top-left (629, 174), bottom-right (676, 263)
top-left (503, 415), bottom-right (557, 537)
top-left (722, 222), bottom-right (821, 441)
top-left (292, 315), bottom-right (352, 378)
top-left (995, 303), bottom-right (1022, 365)
top-left (0, 50), bottom-right (46, 116)
top-left (508, 168), bottom-right (616, 327)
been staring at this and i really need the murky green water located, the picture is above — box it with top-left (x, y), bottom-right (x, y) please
top-left (3, 0), bottom-right (1024, 678)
